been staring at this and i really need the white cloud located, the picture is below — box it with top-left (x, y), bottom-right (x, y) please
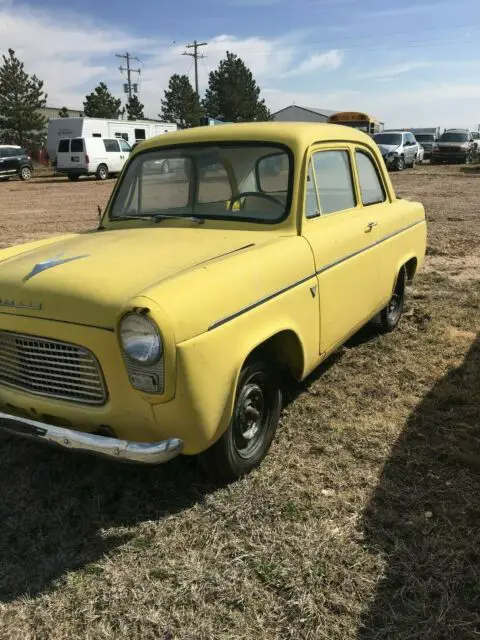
top-left (285, 49), bottom-right (343, 76)
top-left (358, 61), bottom-right (432, 80)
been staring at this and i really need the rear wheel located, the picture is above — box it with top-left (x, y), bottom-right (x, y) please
top-left (19, 166), bottom-right (32, 181)
top-left (201, 356), bottom-right (282, 483)
top-left (67, 174), bottom-right (80, 181)
top-left (378, 267), bottom-right (406, 332)
top-left (96, 164), bottom-right (108, 180)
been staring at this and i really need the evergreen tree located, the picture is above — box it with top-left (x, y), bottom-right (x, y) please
top-left (0, 48), bottom-right (47, 145)
top-left (126, 94), bottom-right (145, 120)
top-left (159, 74), bottom-right (203, 128)
top-left (58, 106), bottom-right (69, 118)
top-left (203, 52), bottom-right (271, 123)
top-left (83, 82), bottom-right (121, 118)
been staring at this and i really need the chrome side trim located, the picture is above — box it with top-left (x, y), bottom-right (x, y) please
top-left (207, 219), bottom-right (424, 331)
top-left (0, 412), bottom-right (184, 465)
top-left (316, 220), bottom-right (424, 275)
top-left (208, 274), bottom-right (315, 331)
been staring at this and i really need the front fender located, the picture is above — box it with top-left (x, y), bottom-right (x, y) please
top-left (158, 273), bottom-right (320, 453)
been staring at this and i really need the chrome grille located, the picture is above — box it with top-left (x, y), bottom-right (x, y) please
top-left (0, 331), bottom-right (107, 405)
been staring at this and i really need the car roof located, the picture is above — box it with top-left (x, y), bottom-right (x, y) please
top-left (376, 130), bottom-right (406, 135)
top-left (137, 122), bottom-right (374, 154)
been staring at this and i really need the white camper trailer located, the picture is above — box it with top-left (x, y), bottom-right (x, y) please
top-left (47, 117), bottom-right (177, 161)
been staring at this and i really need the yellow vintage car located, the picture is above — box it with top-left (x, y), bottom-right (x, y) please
top-left (0, 123), bottom-right (426, 481)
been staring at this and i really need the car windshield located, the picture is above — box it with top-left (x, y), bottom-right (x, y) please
top-left (439, 132), bottom-right (468, 142)
top-left (109, 144), bottom-right (292, 224)
top-left (374, 133), bottom-right (402, 146)
top-left (414, 134), bottom-right (434, 142)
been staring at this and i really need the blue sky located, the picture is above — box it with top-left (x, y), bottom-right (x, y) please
top-left (2, 0), bottom-right (480, 128)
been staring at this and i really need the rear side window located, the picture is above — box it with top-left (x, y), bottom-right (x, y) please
top-left (71, 139), bottom-right (84, 153)
top-left (104, 139), bottom-right (120, 153)
top-left (311, 150), bottom-right (356, 215)
top-left (356, 151), bottom-right (386, 206)
top-left (58, 139), bottom-right (69, 153)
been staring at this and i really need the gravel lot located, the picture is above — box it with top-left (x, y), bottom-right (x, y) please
top-left (0, 175), bottom-right (112, 249)
top-left (0, 164), bottom-right (479, 639)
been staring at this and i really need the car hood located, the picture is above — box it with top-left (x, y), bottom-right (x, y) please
top-left (377, 144), bottom-right (398, 155)
top-left (0, 226), bottom-right (276, 328)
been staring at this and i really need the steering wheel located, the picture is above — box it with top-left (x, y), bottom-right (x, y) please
top-left (228, 191), bottom-right (284, 210)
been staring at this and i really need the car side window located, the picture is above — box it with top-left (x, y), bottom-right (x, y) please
top-left (355, 151), bottom-right (386, 206)
top-left (119, 139), bottom-right (131, 153)
top-left (58, 140), bottom-right (70, 153)
top-left (310, 150), bottom-right (356, 215)
top-left (104, 139), bottom-right (120, 153)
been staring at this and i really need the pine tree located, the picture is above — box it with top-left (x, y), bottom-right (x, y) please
top-left (58, 106), bottom-right (69, 118)
top-left (159, 74), bottom-right (203, 128)
top-left (0, 49), bottom-right (47, 145)
top-left (126, 94), bottom-right (145, 120)
top-left (203, 52), bottom-right (271, 123)
top-left (83, 82), bottom-right (121, 119)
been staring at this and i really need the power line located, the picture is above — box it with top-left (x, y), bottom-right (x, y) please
top-left (115, 52), bottom-right (142, 101)
top-left (182, 40), bottom-right (207, 95)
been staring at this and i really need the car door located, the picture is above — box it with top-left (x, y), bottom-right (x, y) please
top-left (302, 144), bottom-right (383, 354)
top-left (1, 148), bottom-right (18, 175)
top-left (0, 148), bottom-right (7, 175)
top-left (103, 139), bottom-right (122, 172)
top-left (407, 133), bottom-right (417, 164)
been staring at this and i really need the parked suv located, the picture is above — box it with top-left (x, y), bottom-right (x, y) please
top-left (413, 133), bottom-right (436, 159)
top-left (0, 146), bottom-right (33, 181)
top-left (431, 129), bottom-right (476, 164)
top-left (373, 131), bottom-right (419, 171)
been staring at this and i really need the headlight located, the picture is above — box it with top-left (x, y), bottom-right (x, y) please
top-left (120, 313), bottom-right (162, 365)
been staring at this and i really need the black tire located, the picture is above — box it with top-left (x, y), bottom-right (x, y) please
top-left (67, 174), bottom-right (80, 181)
top-left (395, 156), bottom-right (405, 171)
top-left (19, 166), bottom-right (32, 181)
top-left (96, 164), bottom-right (108, 180)
top-left (202, 356), bottom-right (282, 483)
top-left (378, 267), bottom-right (406, 332)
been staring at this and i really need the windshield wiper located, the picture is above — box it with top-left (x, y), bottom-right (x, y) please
top-left (109, 214), bottom-right (204, 225)
top-left (152, 214), bottom-right (204, 225)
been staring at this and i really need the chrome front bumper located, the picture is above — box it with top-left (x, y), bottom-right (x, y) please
top-left (0, 412), bottom-right (184, 464)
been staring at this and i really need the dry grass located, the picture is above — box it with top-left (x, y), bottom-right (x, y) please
top-left (0, 165), bottom-right (479, 639)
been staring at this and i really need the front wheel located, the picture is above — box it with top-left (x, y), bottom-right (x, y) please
top-left (395, 156), bottom-right (405, 171)
top-left (378, 267), bottom-right (406, 332)
top-left (201, 356), bottom-right (282, 483)
top-left (19, 166), bottom-right (32, 181)
top-left (96, 164), bottom-right (108, 180)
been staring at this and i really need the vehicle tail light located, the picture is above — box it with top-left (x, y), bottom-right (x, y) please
top-left (85, 154), bottom-right (90, 163)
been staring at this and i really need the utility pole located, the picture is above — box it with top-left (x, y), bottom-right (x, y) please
top-left (115, 52), bottom-right (141, 101)
top-left (182, 40), bottom-right (207, 95)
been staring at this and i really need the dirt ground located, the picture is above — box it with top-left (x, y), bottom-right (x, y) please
top-left (0, 164), bottom-right (479, 639)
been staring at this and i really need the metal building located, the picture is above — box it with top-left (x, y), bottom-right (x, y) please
top-left (272, 105), bottom-right (337, 123)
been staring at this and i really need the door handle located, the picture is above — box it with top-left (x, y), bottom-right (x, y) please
top-left (365, 221), bottom-right (378, 232)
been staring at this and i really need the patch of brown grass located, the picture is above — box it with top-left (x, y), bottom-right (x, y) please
top-left (0, 166), bottom-right (479, 639)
